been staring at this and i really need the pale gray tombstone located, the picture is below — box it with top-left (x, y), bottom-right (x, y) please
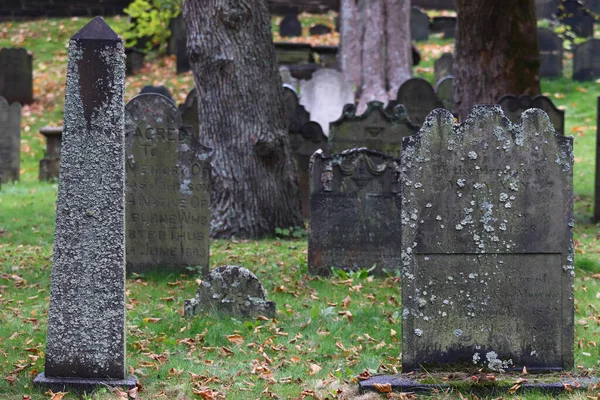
top-left (411, 7), bottom-right (430, 42)
top-left (0, 47), bottom-right (33, 104)
top-left (0, 96), bottom-right (21, 183)
top-left (299, 68), bottom-right (355, 136)
top-left (401, 105), bottom-right (574, 372)
top-left (125, 93), bottom-right (212, 275)
top-left (34, 17), bottom-right (137, 392)
top-left (434, 52), bottom-right (453, 83)
top-left (434, 75), bottom-right (453, 112)
top-left (573, 38), bottom-right (600, 81)
top-left (538, 28), bottom-right (563, 78)
top-left (498, 94), bottom-right (564, 135)
top-left (395, 78), bottom-right (444, 127)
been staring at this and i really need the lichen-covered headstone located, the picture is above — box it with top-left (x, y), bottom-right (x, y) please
top-left (538, 28), bottom-right (563, 78)
top-left (410, 7), bottom-right (430, 41)
top-left (308, 148), bottom-right (402, 275)
top-left (125, 93), bottom-right (212, 275)
top-left (434, 76), bottom-right (453, 112)
top-left (34, 17), bottom-right (136, 391)
top-left (393, 78), bottom-right (444, 127)
top-left (329, 101), bottom-right (417, 158)
top-left (498, 94), bottom-right (564, 136)
top-left (573, 39), bottom-right (600, 81)
top-left (401, 105), bottom-right (573, 372)
top-left (0, 96), bottom-right (21, 183)
top-left (434, 52), bottom-right (453, 83)
top-left (184, 265), bottom-right (276, 318)
top-left (0, 47), bottom-right (33, 104)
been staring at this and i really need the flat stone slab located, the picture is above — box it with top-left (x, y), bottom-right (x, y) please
top-left (34, 373), bottom-right (137, 393)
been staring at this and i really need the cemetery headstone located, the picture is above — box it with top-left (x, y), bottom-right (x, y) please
top-left (34, 17), bottom-right (137, 392)
top-left (329, 101), bottom-right (418, 158)
top-left (401, 105), bottom-right (574, 371)
top-left (280, 12), bottom-right (303, 37)
top-left (185, 265), bottom-right (276, 318)
top-left (0, 47), bottom-right (33, 104)
top-left (411, 7), bottom-right (430, 42)
top-left (309, 148), bottom-right (402, 275)
top-left (179, 88), bottom-right (199, 137)
top-left (0, 96), bottom-right (21, 183)
top-left (430, 16), bottom-right (456, 38)
top-left (309, 24), bottom-right (332, 35)
top-left (573, 38), bottom-right (600, 81)
top-left (536, 0), bottom-right (559, 19)
top-left (394, 78), bottom-right (444, 127)
top-left (299, 68), bottom-right (355, 136)
top-left (125, 47), bottom-right (145, 76)
top-left (167, 16), bottom-right (185, 55)
top-left (538, 28), bottom-right (563, 78)
top-left (498, 94), bottom-right (565, 135)
top-left (125, 93), bottom-right (212, 275)
top-left (557, 0), bottom-right (594, 37)
top-left (140, 85), bottom-right (174, 102)
top-left (595, 97), bottom-right (600, 222)
top-left (434, 52), bottom-right (453, 82)
top-left (39, 126), bottom-right (63, 181)
top-left (434, 75), bottom-right (453, 112)
top-left (173, 16), bottom-right (190, 74)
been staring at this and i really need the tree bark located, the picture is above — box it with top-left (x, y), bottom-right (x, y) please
top-left (454, 0), bottom-right (540, 121)
top-left (385, 0), bottom-right (412, 99)
top-left (183, 0), bottom-right (303, 239)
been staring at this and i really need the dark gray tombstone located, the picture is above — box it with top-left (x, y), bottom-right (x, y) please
top-left (557, 0), bottom-right (594, 37)
top-left (394, 78), bottom-right (444, 127)
top-left (140, 85), bottom-right (174, 102)
top-left (0, 96), bottom-right (21, 183)
top-left (498, 94), bottom-right (565, 135)
top-left (34, 17), bottom-right (137, 392)
top-left (39, 126), bottom-right (63, 181)
top-left (573, 39), bottom-right (600, 81)
top-left (0, 47), bottom-right (33, 104)
top-left (309, 24), bottom-right (332, 35)
top-left (173, 16), bottom-right (190, 74)
top-left (434, 52), bottom-right (453, 82)
top-left (411, 7), bottom-right (430, 42)
top-left (434, 75), bottom-right (453, 112)
top-left (308, 148), bottom-right (402, 276)
top-left (329, 101), bottom-right (417, 158)
top-left (538, 28), bottom-right (563, 78)
top-left (125, 47), bottom-right (145, 76)
top-left (430, 16), bottom-right (456, 38)
top-left (536, 0), bottom-right (559, 19)
top-left (401, 105), bottom-right (574, 372)
top-left (280, 13), bottom-right (302, 37)
top-left (179, 88), bottom-right (199, 137)
top-left (125, 93), bottom-right (212, 275)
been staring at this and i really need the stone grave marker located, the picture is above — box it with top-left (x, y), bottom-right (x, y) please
top-left (329, 101), bottom-right (418, 158)
top-left (309, 148), bottom-right (402, 275)
top-left (0, 96), bottom-right (21, 183)
top-left (140, 84), bottom-right (174, 102)
top-left (39, 126), bottom-right (63, 181)
top-left (275, 42), bottom-right (314, 65)
top-left (125, 47), bottom-right (145, 76)
top-left (309, 24), bottom-right (332, 35)
top-left (538, 28), bottom-right (563, 78)
top-left (0, 47), bottom-right (33, 104)
top-left (434, 75), bottom-right (453, 112)
top-left (393, 78), bottom-right (444, 127)
top-left (173, 16), bottom-right (190, 73)
top-left (299, 68), bottom-right (355, 136)
top-left (401, 105), bottom-right (574, 372)
top-left (536, 0), bottom-right (559, 19)
top-left (125, 93), bottom-right (212, 275)
top-left (434, 52), bottom-right (453, 82)
top-left (573, 38), bottom-right (600, 81)
top-left (595, 97), bottom-right (600, 222)
top-left (280, 13), bottom-right (302, 37)
top-left (558, 0), bottom-right (594, 37)
top-left (179, 88), bottom-right (199, 137)
top-left (411, 7), bottom-right (430, 41)
top-left (498, 94), bottom-right (565, 135)
top-left (430, 16), bottom-right (456, 38)
top-left (34, 17), bottom-right (137, 392)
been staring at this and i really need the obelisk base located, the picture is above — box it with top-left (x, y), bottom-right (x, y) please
top-left (34, 373), bottom-right (137, 393)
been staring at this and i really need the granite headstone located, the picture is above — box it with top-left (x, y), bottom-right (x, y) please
top-left (498, 94), bottom-right (565, 136)
top-left (434, 75), bottom-right (453, 112)
top-left (280, 13), bottom-right (302, 37)
top-left (434, 52), bottom-right (454, 83)
top-left (538, 28), bottom-right (563, 78)
top-left (0, 96), bottom-right (21, 183)
top-left (394, 78), bottom-right (444, 127)
top-left (0, 47), bottom-right (33, 104)
top-left (140, 85), bottom-right (174, 102)
top-left (573, 38), bottom-right (600, 81)
top-left (411, 7), bottom-right (430, 42)
top-left (430, 16), bottom-right (456, 38)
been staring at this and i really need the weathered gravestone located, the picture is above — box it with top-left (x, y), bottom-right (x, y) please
top-left (434, 52), bottom-right (453, 83)
top-left (329, 101), bottom-right (418, 158)
top-left (34, 17), bottom-right (137, 391)
top-left (536, 0), bottom-right (559, 19)
top-left (557, 0), bottom-right (594, 38)
top-left (401, 105), bottom-right (574, 372)
top-left (308, 148), bottom-right (402, 275)
top-left (172, 16), bottom-right (190, 74)
top-left (309, 24), bottom-right (332, 35)
top-left (39, 126), bottom-right (63, 181)
top-left (280, 13), bottom-right (302, 37)
top-left (184, 265), bottom-right (276, 318)
top-left (299, 68), bottom-right (355, 136)
top-left (125, 47), bottom-right (145, 76)
top-left (538, 28), bottom-right (563, 78)
top-left (0, 96), bottom-right (21, 183)
top-left (498, 94), bottom-right (565, 136)
top-left (573, 39), bottom-right (600, 81)
top-left (0, 48), bottom-right (33, 104)
top-left (411, 7), bottom-right (430, 42)
top-left (125, 93), bottom-right (212, 275)
top-left (140, 84), bottom-right (174, 102)
top-left (434, 75), bottom-right (453, 112)
top-left (391, 78), bottom-right (444, 127)
top-left (430, 16), bottom-right (456, 38)
top-left (179, 88), bottom-right (199, 136)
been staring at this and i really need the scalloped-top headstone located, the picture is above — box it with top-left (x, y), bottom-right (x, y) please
top-left (125, 93), bottom-right (212, 275)
top-left (308, 148), bottom-right (402, 275)
top-left (573, 38), bottom-right (600, 81)
top-left (434, 52), bottom-right (453, 82)
top-left (0, 96), bottom-right (21, 183)
top-left (329, 101), bottom-right (418, 158)
top-left (498, 94), bottom-right (564, 135)
top-left (34, 16), bottom-right (137, 392)
top-left (401, 105), bottom-right (574, 372)
top-left (538, 28), bottom-right (563, 78)
top-left (392, 78), bottom-right (444, 127)
top-left (0, 47), bottom-right (33, 104)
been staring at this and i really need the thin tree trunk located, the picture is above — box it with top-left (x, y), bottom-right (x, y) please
top-left (183, 0), bottom-right (303, 239)
top-left (384, 0), bottom-right (412, 99)
top-left (454, 0), bottom-right (540, 121)
top-left (339, 0), bottom-right (363, 92)
top-left (357, 0), bottom-right (386, 112)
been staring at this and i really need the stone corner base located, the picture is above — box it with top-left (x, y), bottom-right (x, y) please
top-left (33, 372), bottom-right (137, 393)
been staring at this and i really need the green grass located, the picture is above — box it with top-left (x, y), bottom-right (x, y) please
top-left (0, 13), bottom-right (600, 400)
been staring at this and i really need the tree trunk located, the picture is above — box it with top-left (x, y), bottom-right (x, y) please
top-left (454, 0), bottom-right (540, 121)
top-left (339, 0), bottom-right (412, 113)
top-left (183, 0), bottom-right (303, 239)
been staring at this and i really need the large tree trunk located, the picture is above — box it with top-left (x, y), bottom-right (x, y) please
top-left (183, 0), bottom-right (303, 239)
top-left (454, 0), bottom-right (540, 121)
top-left (339, 0), bottom-right (412, 112)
